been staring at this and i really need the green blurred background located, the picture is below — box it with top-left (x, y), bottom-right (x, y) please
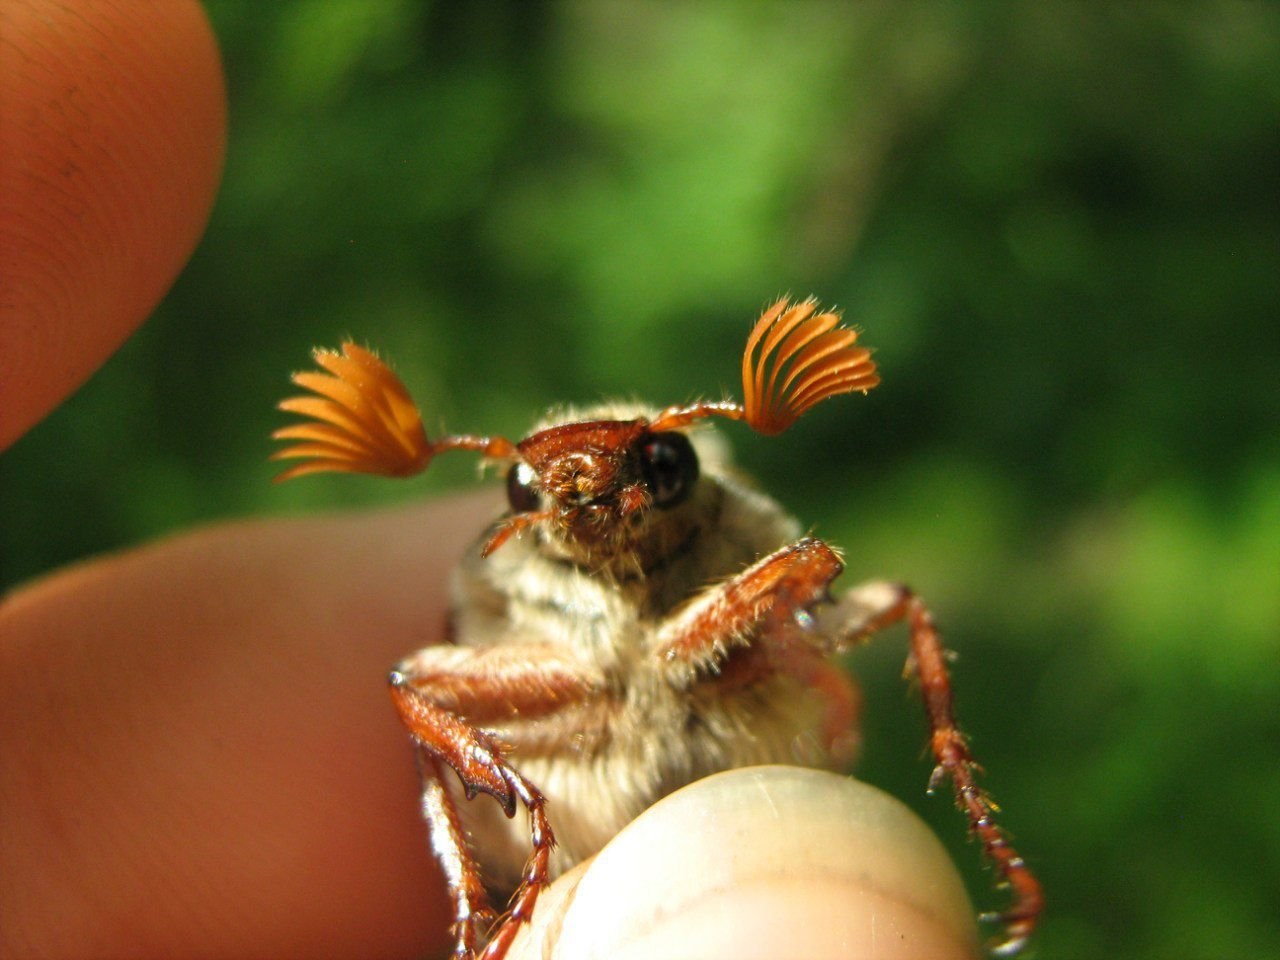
top-left (3, 3), bottom-right (1278, 957)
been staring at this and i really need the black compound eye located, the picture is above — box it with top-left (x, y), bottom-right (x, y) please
top-left (640, 431), bottom-right (699, 509)
top-left (506, 462), bottom-right (541, 513)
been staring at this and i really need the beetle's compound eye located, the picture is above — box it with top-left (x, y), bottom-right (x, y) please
top-left (640, 432), bottom-right (699, 509)
top-left (506, 461), bottom-right (541, 513)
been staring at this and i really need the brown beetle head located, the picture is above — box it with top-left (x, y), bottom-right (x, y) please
top-left (478, 413), bottom-right (705, 565)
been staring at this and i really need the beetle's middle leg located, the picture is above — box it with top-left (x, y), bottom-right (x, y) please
top-left (389, 644), bottom-right (604, 960)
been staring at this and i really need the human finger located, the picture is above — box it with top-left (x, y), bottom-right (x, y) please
top-left (509, 766), bottom-right (980, 960)
top-left (0, 0), bottom-right (226, 449)
top-left (0, 492), bottom-right (497, 958)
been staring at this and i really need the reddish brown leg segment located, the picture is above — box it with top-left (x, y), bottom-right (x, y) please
top-left (655, 536), bottom-right (843, 676)
top-left (836, 581), bottom-right (1044, 955)
top-left (417, 751), bottom-right (495, 958)
top-left (655, 538), bottom-right (860, 761)
top-left (389, 645), bottom-right (602, 960)
top-left (476, 782), bottom-right (553, 960)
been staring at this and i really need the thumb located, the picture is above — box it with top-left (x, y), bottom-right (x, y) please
top-left (510, 766), bottom-right (980, 960)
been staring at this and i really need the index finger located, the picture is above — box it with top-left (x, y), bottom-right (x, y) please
top-left (0, 0), bottom-right (226, 449)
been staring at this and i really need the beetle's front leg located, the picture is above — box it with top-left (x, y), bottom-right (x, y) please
top-left (654, 536), bottom-right (859, 759)
top-left (825, 580), bottom-right (1045, 955)
top-left (389, 644), bottom-right (603, 960)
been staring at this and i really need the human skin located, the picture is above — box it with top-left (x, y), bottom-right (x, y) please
top-left (0, 2), bottom-right (980, 957)
top-left (0, 0), bottom-right (226, 451)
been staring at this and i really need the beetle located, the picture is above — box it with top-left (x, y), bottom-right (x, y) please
top-left (272, 296), bottom-right (1042, 958)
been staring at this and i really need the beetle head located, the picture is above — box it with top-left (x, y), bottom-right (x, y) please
top-left (471, 412), bottom-right (708, 566)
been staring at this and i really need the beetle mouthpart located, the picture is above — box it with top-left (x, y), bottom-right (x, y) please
top-left (742, 296), bottom-right (880, 436)
top-left (481, 510), bottom-right (556, 557)
top-left (616, 483), bottom-right (652, 518)
top-left (271, 342), bottom-right (433, 482)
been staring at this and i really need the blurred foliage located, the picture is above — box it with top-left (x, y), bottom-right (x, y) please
top-left (3, 2), bottom-right (1279, 957)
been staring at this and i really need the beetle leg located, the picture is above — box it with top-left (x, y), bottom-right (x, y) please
top-left (826, 580), bottom-right (1044, 956)
top-left (389, 644), bottom-right (603, 960)
top-left (417, 751), bottom-right (495, 957)
top-left (654, 536), bottom-right (843, 680)
top-left (654, 537), bottom-right (857, 752)
top-left (803, 657), bottom-right (863, 766)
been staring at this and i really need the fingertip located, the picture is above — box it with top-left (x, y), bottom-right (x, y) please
top-left (0, 0), bottom-right (227, 449)
top-left (514, 766), bottom-right (979, 960)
